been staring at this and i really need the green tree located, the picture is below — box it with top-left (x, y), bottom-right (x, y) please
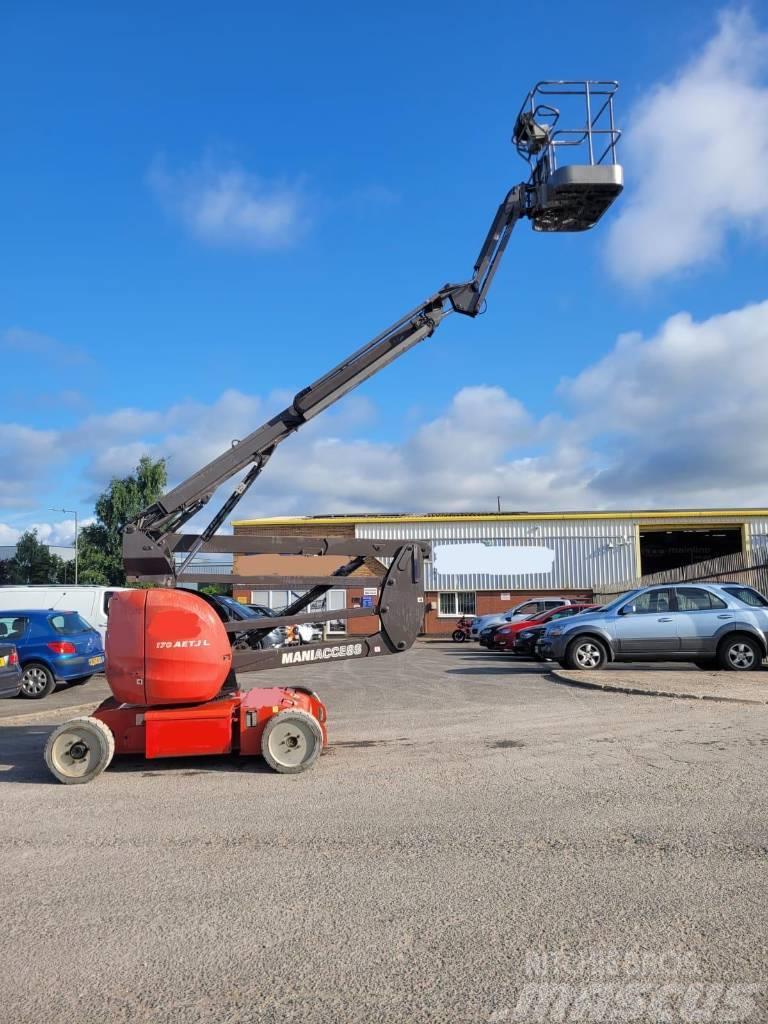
top-left (78, 456), bottom-right (167, 586)
top-left (6, 530), bottom-right (67, 584)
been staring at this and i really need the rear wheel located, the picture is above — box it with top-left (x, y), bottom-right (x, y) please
top-left (452, 630), bottom-right (466, 642)
top-left (564, 636), bottom-right (608, 671)
top-left (716, 634), bottom-right (763, 672)
top-left (261, 709), bottom-right (323, 774)
top-left (44, 716), bottom-right (115, 784)
top-left (20, 662), bottom-right (55, 699)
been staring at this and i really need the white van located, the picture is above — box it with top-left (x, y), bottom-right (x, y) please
top-left (0, 586), bottom-right (129, 642)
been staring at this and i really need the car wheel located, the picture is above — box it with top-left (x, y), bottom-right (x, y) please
top-left (20, 662), bottom-right (56, 699)
top-left (564, 636), bottom-right (608, 671)
top-left (716, 634), bottom-right (763, 672)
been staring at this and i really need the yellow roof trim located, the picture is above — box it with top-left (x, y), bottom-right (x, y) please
top-left (232, 508), bottom-right (768, 527)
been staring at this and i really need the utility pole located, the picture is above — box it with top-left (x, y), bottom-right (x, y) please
top-left (497, 496), bottom-right (502, 514)
top-left (50, 507), bottom-right (79, 584)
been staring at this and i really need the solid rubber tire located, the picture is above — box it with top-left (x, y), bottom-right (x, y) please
top-left (44, 716), bottom-right (115, 785)
top-left (261, 709), bottom-right (323, 774)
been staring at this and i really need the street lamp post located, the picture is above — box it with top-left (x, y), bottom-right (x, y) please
top-left (50, 508), bottom-right (79, 584)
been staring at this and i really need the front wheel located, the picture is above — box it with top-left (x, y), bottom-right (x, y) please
top-left (20, 662), bottom-right (55, 699)
top-left (452, 630), bottom-right (467, 643)
top-left (716, 635), bottom-right (763, 672)
top-left (261, 710), bottom-right (323, 774)
top-left (564, 636), bottom-right (608, 671)
top-left (44, 717), bottom-right (115, 784)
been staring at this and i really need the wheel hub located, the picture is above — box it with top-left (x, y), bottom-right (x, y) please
top-left (729, 644), bottom-right (754, 668)
top-left (67, 741), bottom-right (89, 761)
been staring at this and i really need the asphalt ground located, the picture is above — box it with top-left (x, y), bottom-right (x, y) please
top-left (1, 643), bottom-right (767, 1023)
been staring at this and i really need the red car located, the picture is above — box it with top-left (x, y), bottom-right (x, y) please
top-left (488, 604), bottom-right (598, 651)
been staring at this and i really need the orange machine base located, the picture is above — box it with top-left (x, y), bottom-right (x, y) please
top-left (92, 686), bottom-right (328, 760)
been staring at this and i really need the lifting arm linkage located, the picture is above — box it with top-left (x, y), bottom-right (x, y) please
top-left (125, 185), bottom-right (528, 578)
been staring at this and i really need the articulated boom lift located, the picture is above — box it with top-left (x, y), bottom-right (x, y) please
top-left (45, 82), bottom-right (623, 783)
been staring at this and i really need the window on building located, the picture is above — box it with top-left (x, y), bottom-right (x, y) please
top-left (251, 588), bottom-right (348, 633)
top-left (438, 592), bottom-right (476, 617)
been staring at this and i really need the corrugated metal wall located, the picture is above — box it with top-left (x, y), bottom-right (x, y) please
top-left (356, 518), bottom-right (637, 590)
top-left (356, 514), bottom-right (768, 592)
top-left (747, 519), bottom-right (768, 550)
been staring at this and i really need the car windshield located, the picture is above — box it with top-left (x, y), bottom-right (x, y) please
top-left (722, 586), bottom-right (768, 608)
top-left (49, 612), bottom-right (92, 635)
top-left (218, 597), bottom-right (257, 618)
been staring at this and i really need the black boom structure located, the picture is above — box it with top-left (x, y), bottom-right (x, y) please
top-left (124, 81), bottom-right (622, 671)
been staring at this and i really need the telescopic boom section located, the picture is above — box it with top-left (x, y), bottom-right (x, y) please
top-left (125, 81), bottom-right (622, 603)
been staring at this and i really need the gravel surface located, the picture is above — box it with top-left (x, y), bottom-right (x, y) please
top-left (0, 643), bottom-right (766, 1023)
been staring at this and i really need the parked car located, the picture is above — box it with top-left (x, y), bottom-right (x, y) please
top-left (538, 583), bottom-right (768, 671)
top-left (0, 586), bottom-right (128, 643)
top-left (195, 594), bottom-right (286, 650)
top-left (0, 642), bottom-right (22, 698)
top-left (470, 598), bottom-right (573, 641)
top-left (0, 610), bottom-right (105, 699)
top-left (492, 603), bottom-right (599, 653)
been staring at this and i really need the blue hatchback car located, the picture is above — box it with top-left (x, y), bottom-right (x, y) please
top-left (0, 610), bottom-right (105, 699)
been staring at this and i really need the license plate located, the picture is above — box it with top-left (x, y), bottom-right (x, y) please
top-left (88, 656), bottom-right (104, 666)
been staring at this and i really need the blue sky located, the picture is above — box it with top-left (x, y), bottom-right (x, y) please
top-left (2, 2), bottom-right (768, 546)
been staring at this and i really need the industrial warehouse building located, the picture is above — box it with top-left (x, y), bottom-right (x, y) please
top-left (232, 509), bottom-right (768, 636)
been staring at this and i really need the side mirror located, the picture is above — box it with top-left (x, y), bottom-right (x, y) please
top-left (504, 615), bottom-right (512, 621)
top-left (618, 604), bottom-right (635, 616)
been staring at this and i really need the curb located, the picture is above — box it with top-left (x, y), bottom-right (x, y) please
top-left (0, 702), bottom-right (100, 726)
top-left (548, 669), bottom-right (768, 707)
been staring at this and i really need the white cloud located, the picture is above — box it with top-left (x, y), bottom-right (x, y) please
top-left (148, 157), bottom-right (307, 249)
top-left (2, 327), bottom-right (90, 365)
top-left (29, 518), bottom-right (94, 546)
top-left (0, 524), bottom-right (20, 545)
top-left (4, 298), bottom-right (768, 539)
top-left (605, 9), bottom-right (768, 284)
top-left (0, 518), bottom-right (93, 549)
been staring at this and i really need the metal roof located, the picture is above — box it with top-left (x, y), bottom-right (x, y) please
top-left (233, 508), bottom-right (768, 527)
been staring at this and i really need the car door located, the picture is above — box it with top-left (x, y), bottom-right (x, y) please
top-left (673, 587), bottom-right (731, 656)
top-left (612, 588), bottom-right (680, 656)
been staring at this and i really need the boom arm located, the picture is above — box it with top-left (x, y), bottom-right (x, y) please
top-left (125, 80), bottom-right (622, 583)
top-left (125, 185), bottom-right (528, 578)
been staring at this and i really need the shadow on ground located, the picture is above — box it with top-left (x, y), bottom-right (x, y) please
top-left (0, 724), bottom-right (277, 785)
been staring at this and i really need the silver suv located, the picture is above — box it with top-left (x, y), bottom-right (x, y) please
top-left (538, 583), bottom-right (768, 671)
